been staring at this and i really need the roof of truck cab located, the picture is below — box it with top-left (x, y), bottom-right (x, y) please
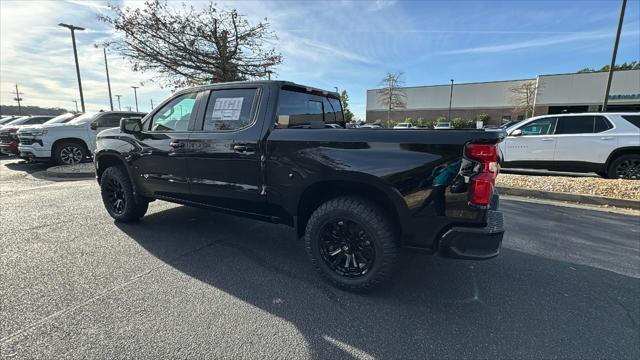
top-left (174, 80), bottom-right (340, 97)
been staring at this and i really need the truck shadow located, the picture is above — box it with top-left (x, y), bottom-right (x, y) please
top-left (115, 205), bottom-right (639, 359)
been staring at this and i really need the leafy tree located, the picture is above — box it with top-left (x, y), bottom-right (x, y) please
top-left (377, 72), bottom-right (407, 125)
top-left (99, 0), bottom-right (283, 88)
top-left (340, 90), bottom-right (355, 123)
top-left (577, 61), bottom-right (639, 73)
top-left (435, 116), bottom-right (446, 123)
top-left (474, 113), bottom-right (491, 124)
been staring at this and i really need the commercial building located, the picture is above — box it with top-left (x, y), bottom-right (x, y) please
top-left (365, 69), bottom-right (640, 125)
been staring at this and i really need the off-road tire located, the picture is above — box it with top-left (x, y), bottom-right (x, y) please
top-left (100, 166), bottom-right (148, 222)
top-left (304, 196), bottom-right (400, 292)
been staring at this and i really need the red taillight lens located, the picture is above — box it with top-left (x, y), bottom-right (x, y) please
top-left (469, 172), bottom-right (494, 206)
top-left (466, 143), bottom-right (498, 206)
top-left (465, 143), bottom-right (497, 163)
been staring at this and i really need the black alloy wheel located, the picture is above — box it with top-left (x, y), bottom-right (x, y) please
top-left (104, 177), bottom-right (127, 215)
top-left (614, 158), bottom-right (640, 180)
top-left (319, 218), bottom-right (376, 277)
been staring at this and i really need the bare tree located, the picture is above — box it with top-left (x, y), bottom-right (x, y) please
top-left (98, 0), bottom-right (283, 88)
top-left (510, 81), bottom-right (540, 119)
top-left (377, 72), bottom-right (407, 126)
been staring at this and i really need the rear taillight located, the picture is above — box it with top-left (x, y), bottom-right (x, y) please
top-left (465, 143), bottom-right (499, 207)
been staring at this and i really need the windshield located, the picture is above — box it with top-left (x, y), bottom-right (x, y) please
top-left (67, 112), bottom-right (98, 125)
top-left (4, 116), bottom-right (31, 126)
top-left (44, 113), bottom-right (80, 124)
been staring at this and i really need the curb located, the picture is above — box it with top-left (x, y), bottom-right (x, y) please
top-left (496, 186), bottom-right (640, 210)
top-left (45, 163), bottom-right (95, 179)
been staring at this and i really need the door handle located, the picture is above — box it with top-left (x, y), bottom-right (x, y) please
top-left (599, 136), bottom-right (614, 140)
top-left (169, 141), bottom-right (185, 149)
top-left (541, 138), bottom-right (554, 141)
top-left (233, 144), bottom-right (255, 153)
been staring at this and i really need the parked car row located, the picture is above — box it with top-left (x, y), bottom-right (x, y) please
top-left (0, 111), bottom-right (145, 165)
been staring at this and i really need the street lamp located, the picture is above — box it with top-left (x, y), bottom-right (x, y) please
top-left (72, 100), bottom-right (79, 113)
top-left (114, 95), bottom-right (122, 110)
top-left (131, 86), bottom-right (139, 112)
top-left (448, 79), bottom-right (454, 122)
top-left (602, 0), bottom-right (627, 112)
top-left (96, 44), bottom-right (114, 111)
top-left (59, 23), bottom-right (86, 112)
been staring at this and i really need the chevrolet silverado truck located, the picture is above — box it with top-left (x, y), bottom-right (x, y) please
top-left (18, 111), bottom-right (145, 165)
top-left (94, 81), bottom-right (505, 291)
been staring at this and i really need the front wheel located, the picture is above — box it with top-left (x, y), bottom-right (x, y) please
top-left (100, 166), bottom-right (148, 222)
top-left (53, 141), bottom-right (87, 165)
top-left (304, 196), bottom-right (400, 292)
top-left (607, 154), bottom-right (640, 180)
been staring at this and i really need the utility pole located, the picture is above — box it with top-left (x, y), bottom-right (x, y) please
top-left (72, 100), bottom-right (79, 113)
top-left (448, 79), bottom-right (454, 122)
top-left (114, 95), bottom-right (122, 110)
top-left (13, 84), bottom-right (23, 115)
top-left (602, 0), bottom-right (627, 112)
top-left (150, 99), bottom-right (154, 110)
top-left (59, 23), bottom-right (86, 112)
top-left (102, 47), bottom-right (114, 110)
top-left (131, 86), bottom-right (139, 112)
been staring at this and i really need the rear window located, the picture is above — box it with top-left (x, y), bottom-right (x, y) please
top-left (622, 115), bottom-right (640, 128)
top-left (276, 89), bottom-right (344, 129)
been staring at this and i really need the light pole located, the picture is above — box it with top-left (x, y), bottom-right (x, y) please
top-left (131, 86), bottom-right (139, 112)
top-left (334, 86), bottom-right (339, 93)
top-left (448, 79), bottom-right (454, 122)
top-left (97, 45), bottom-right (114, 111)
top-left (150, 99), bottom-right (154, 110)
top-left (602, 0), bottom-right (627, 112)
top-left (114, 95), bottom-right (122, 110)
top-left (13, 84), bottom-right (23, 115)
top-left (72, 100), bottom-right (79, 113)
top-left (59, 23), bottom-right (86, 112)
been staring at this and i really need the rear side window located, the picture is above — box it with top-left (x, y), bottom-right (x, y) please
top-left (622, 115), bottom-right (640, 128)
top-left (202, 89), bottom-right (258, 131)
top-left (26, 117), bottom-right (51, 124)
top-left (593, 116), bottom-right (613, 132)
top-left (555, 116), bottom-right (596, 134)
top-left (276, 89), bottom-right (343, 128)
top-left (96, 114), bottom-right (123, 128)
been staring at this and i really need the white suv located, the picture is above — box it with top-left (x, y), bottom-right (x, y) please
top-left (499, 113), bottom-right (640, 179)
top-left (18, 111), bottom-right (145, 165)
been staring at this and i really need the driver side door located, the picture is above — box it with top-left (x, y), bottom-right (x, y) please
top-left (130, 92), bottom-right (201, 200)
top-left (503, 116), bottom-right (558, 163)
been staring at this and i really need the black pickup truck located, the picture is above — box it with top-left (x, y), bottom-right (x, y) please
top-left (95, 81), bottom-right (505, 291)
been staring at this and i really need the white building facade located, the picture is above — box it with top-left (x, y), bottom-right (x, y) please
top-left (366, 70), bottom-right (640, 125)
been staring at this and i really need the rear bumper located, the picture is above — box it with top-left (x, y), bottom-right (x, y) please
top-left (438, 210), bottom-right (504, 260)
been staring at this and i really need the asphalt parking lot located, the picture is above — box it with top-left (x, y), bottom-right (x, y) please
top-left (1, 158), bottom-right (639, 359)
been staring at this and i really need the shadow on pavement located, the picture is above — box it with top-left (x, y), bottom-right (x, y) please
top-left (116, 205), bottom-right (639, 359)
top-left (4, 159), bottom-right (50, 174)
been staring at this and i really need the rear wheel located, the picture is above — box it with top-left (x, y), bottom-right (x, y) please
top-left (53, 141), bottom-right (86, 165)
top-left (607, 154), bottom-right (640, 180)
top-left (100, 166), bottom-right (148, 222)
top-left (304, 196), bottom-right (400, 292)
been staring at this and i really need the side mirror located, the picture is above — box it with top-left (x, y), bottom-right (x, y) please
top-left (510, 129), bottom-right (522, 137)
top-left (120, 117), bottom-right (142, 134)
top-left (90, 122), bottom-right (98, 130)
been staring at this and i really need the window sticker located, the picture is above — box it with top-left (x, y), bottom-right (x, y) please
top-left (211, 97), bottom-right (244, 121)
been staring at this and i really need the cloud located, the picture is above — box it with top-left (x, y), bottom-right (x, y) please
top-left (438, 27), bottom-right (640, 55)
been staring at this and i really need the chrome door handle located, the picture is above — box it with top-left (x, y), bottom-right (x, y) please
top-left (233, 144), bottom-right (255, 153)
top-left (541, 138), bottom-right (554, 141)
top-left (599, 136), bottom-right (614, 140)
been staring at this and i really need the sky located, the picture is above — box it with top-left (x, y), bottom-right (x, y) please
top-left (1, 0), bottom-right (639, 119)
